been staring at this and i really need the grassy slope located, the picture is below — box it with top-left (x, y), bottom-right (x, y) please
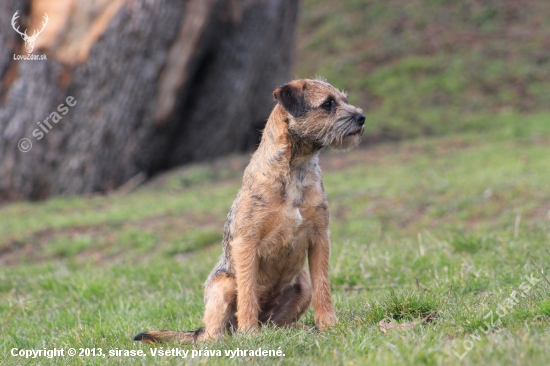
top-left (1, 114), bottom-right (550, 365)
top-left (295, 0), bottom-right (550, 141)
top-left (3, 3), bottom-right (550, 363)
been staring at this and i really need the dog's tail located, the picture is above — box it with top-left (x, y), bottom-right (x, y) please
top-left (133, 327), bottom-right (204, 344)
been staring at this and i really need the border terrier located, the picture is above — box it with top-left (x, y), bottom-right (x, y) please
top-left (134, 78), bottom-right (365, 343)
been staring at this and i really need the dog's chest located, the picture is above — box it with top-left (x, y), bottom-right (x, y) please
top-left (285, 164), bottom-right (318, 226)
top-left (259, 170), bottom-right (318, 253)
top-left (255, 172), bottom-right (321, 289)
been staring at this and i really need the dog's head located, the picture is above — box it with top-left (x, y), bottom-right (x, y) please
top-left (273, 78), bottom-right (365, 151)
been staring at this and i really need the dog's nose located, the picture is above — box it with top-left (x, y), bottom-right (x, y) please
top-left (354, 114), bottom-right (365, 126)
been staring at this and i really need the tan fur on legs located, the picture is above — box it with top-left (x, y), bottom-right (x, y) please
top-left (309, 229), bottom-right (338, 330)
top-left (202, 273), bottom-right (237, 340)
top-left (134, 79), bottom-right (364, 343)
top-left (232, 237), bottom-right (260, 331)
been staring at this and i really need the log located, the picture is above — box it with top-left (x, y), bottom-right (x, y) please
top-left (0, 0), bottom-right (298, 201)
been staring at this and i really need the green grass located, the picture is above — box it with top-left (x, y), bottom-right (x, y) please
top-left (3, 2), bottom-right (550, 364)
top-left (295, 0), bottom-right (550, 141)
top-left (1, 113), bottom-right (550, 365)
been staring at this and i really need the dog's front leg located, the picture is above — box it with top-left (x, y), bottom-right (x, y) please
top-left (308, 229), bottom-right (338, 331)
top-left (233, 237), bottom-right (260, 331)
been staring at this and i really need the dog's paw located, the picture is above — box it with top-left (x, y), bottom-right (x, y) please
top-left (236, 324), bottom-right (259, 336)
top-left (315, 313), bottom-right (338, 332)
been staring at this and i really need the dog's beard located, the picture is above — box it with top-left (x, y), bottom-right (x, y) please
top-left (322, 118), bottom-right (363, 151)
top-left (291, 116), bottom-right (363, 152)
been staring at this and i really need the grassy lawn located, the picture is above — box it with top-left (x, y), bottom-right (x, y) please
top-left (296, 0), bottom-right (550, 142)
top-left (1, 113), bottom-right (549, 365)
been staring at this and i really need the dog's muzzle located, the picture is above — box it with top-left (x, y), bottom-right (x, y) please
top-left (346, 114), bottom-right (366, 136)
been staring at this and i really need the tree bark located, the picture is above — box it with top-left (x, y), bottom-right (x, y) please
top-left (0, 0), bottom-right (298, 201)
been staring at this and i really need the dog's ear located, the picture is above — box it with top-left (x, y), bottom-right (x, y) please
top-left (273, 81), bottom-right (305, 118)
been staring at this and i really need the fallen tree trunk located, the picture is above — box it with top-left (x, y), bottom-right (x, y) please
top-left (0, 0), bottom-right (298, 201)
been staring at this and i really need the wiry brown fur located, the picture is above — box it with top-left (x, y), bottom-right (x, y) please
top-left (134, 79), bottom-right (365, 344)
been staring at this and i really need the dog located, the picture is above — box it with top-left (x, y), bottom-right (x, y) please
top-left (134, 78), bottom-right (365, 343)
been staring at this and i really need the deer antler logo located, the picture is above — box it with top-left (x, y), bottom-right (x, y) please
top-left (11, 11), bottom-right (49, 54)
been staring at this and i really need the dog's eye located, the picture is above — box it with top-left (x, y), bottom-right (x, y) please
top-left (321, 99), bottom-right (334, 111)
